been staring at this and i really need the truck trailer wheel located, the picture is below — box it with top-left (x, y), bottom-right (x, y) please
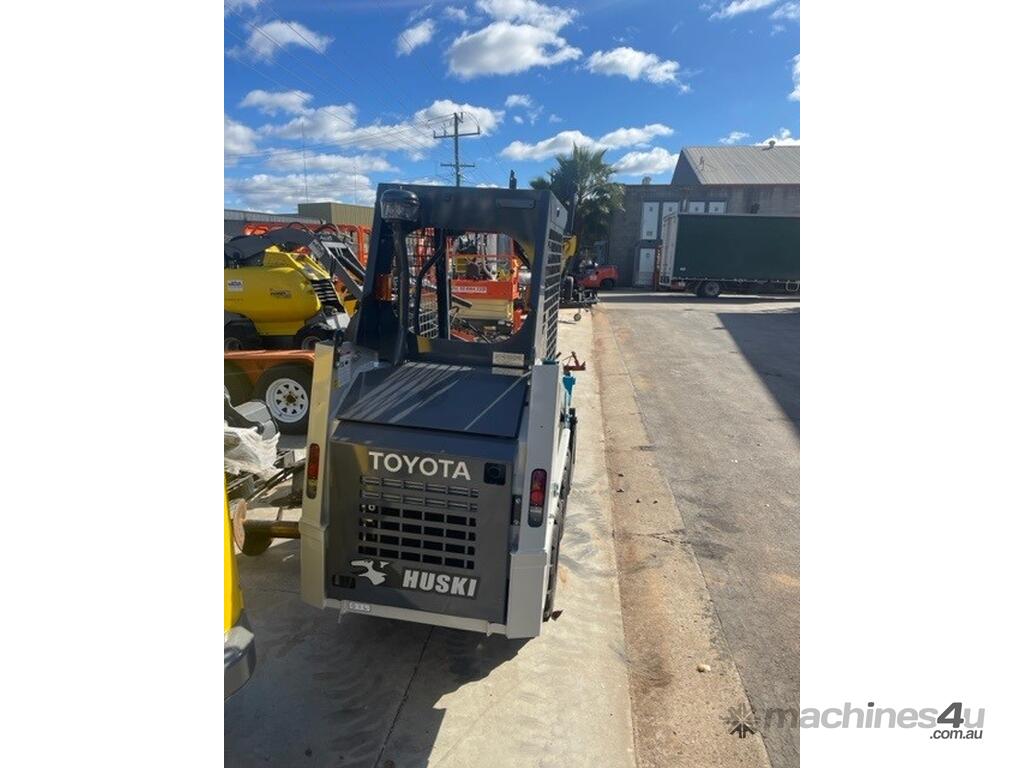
top-left (255, 364), bottom-right (312, 435)
top-left (697, 280), bottom-right (722, 298)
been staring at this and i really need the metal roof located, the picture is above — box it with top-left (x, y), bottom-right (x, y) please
top-left (672, 145), bottom-right (800, 186)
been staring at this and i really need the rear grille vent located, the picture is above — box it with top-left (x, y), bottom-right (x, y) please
top-left (357, 475), bottom-right (479, 570)
top-left (310, 279), bottom-right (343, 310)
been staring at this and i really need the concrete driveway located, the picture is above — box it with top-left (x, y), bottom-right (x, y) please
top-left (226, 312), bottom-right (636, 768)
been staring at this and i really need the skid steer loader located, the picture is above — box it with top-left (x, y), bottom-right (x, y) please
top-left (300, 184), bottom-right (579, 638)
top-left (223, 226), bottom-right (364, 351)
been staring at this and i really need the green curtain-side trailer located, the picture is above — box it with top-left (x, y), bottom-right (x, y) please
top-left (657, 213), bottom-right (799, 295)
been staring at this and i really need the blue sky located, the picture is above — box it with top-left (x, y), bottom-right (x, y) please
top-left (224, 0), bottom-right (800, 212)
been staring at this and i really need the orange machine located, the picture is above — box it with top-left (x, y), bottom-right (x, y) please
top-left (405, 230), bottom-right (527, 337)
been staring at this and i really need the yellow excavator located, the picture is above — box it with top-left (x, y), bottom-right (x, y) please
top-left (224, 227), bottom-right (363, 351)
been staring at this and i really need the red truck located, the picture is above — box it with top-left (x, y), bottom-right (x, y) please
top-left (578, 263), bottom-right (619, 290)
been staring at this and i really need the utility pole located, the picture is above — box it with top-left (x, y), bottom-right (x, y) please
top-left (434, 112), bottom-right (480, 187)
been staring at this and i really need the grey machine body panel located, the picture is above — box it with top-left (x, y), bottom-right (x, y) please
top-left (302, 185), bottom-right (574, 638)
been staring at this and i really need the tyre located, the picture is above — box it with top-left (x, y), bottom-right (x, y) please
top-left (255, 364), bottom-right (313, 435)
top-left (697, 280), bottom-right (722, 298)
top-left (295, 325), bottom-right (333, 351)
top-left (225, 320), bottom-right (259, 351)
top-left (599, 278), bottom-right (616, 290)
top-left (224, 363), bottom-right (253, 406)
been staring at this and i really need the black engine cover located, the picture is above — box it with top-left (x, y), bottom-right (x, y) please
top-left (325, 420), bottom-right (517, 624)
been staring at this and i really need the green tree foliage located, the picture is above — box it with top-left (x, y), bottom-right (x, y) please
top-left (529, 144), bottom-right (624, 245)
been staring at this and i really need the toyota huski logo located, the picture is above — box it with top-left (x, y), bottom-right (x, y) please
top-left (350, 559), bottom-right (389, 586)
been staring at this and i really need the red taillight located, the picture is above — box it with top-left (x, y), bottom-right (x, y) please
top-left (530, 469), bottom-right (547, 506)
top-left (528, 469), bottom-right (547, 527)
top-left (306, 443), bottom-right (320, 498)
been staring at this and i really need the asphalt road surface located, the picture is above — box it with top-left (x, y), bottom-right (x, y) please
top-left (598, 290), bottom-right (800, 768)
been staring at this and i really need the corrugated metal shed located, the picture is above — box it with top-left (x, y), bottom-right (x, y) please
top-left (672, 146), bottom-right (800, 186)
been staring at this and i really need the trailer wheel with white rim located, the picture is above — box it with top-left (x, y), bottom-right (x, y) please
top-left (255, 364), bottom-right (312, 435)
top-left (697, 280), bottom-right (722, 298)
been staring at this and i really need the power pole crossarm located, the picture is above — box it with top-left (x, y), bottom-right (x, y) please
top-left (434, 112), bottom-right (480, 187)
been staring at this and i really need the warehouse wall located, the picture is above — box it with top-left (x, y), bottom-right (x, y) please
top-left (298, 202), bottom-right (375, 228)
top-left (607, 184), bottom-right (800, 285)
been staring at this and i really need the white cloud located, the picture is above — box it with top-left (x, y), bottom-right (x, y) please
top-left (771, 2), bottom-right (800, 20)
top-left (226, 171), bottom-right (377, 211)
top-left (505, 94), bottom-right (543, 124)
top-left (239, 89), bottom-right (313, 116)
top-left (397, 19), bottom-right (436, 56)
top-left (225, 115), bottom-right (259, 161)
top-left (408, 4), bottom-right (435, 22)
top-left (263, 103), bottom-right (360, 143)
top-left (443, 6), bottom-right (471, 23)
top-left (612, 147), bottom-right (678, 177)
top-left (225, 0), bottom-right (260, 14)
top-left (475, 0), bottom-right (576, 31)
top-left (505, 93), bottom-right (534, 108)
top-left (501, 130), bottom-right (591, 160)
top-left (447, 21), bottom-right (581, 77)
top-left (416, 98), bottom-right (504, 134)
top-left (789, 53), bottom-right (800, 101)
top-left (263, 151), bottom-right (396, 174)
top-left (585, 47), bottom-right (690, 91)
top-left (759, 127), bottom-right (799, 145)
top-left (549, 113), bottom-right (563, 123)
top-left (598, 124), bottom-right (673, 148)
top-left (710, 0), bottom-right (780, 19)
top-left (389, 177), bottom-right (446, 186)
top-left (233, 20), bottom-right (333, 62)
top-left (262, 98), bottom-right (502, 159)
top-left (500, 123), bottom-right (673, 160)
top-left (718, 130), bottom-right (750, 145)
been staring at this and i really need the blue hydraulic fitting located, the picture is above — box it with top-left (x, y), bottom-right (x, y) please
top-left (562, 373), bottom-right (576, 406)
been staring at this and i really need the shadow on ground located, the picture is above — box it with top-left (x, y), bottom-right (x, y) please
top-left (598, 290), bottom-right (800, 306)
top-left (717, 308), bottom-right (800, 431)
top-left (225, 540), bottom-right (525, 768)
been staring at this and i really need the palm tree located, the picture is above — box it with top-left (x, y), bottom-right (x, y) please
top-left (529, 144), bottom-right (623, 245)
